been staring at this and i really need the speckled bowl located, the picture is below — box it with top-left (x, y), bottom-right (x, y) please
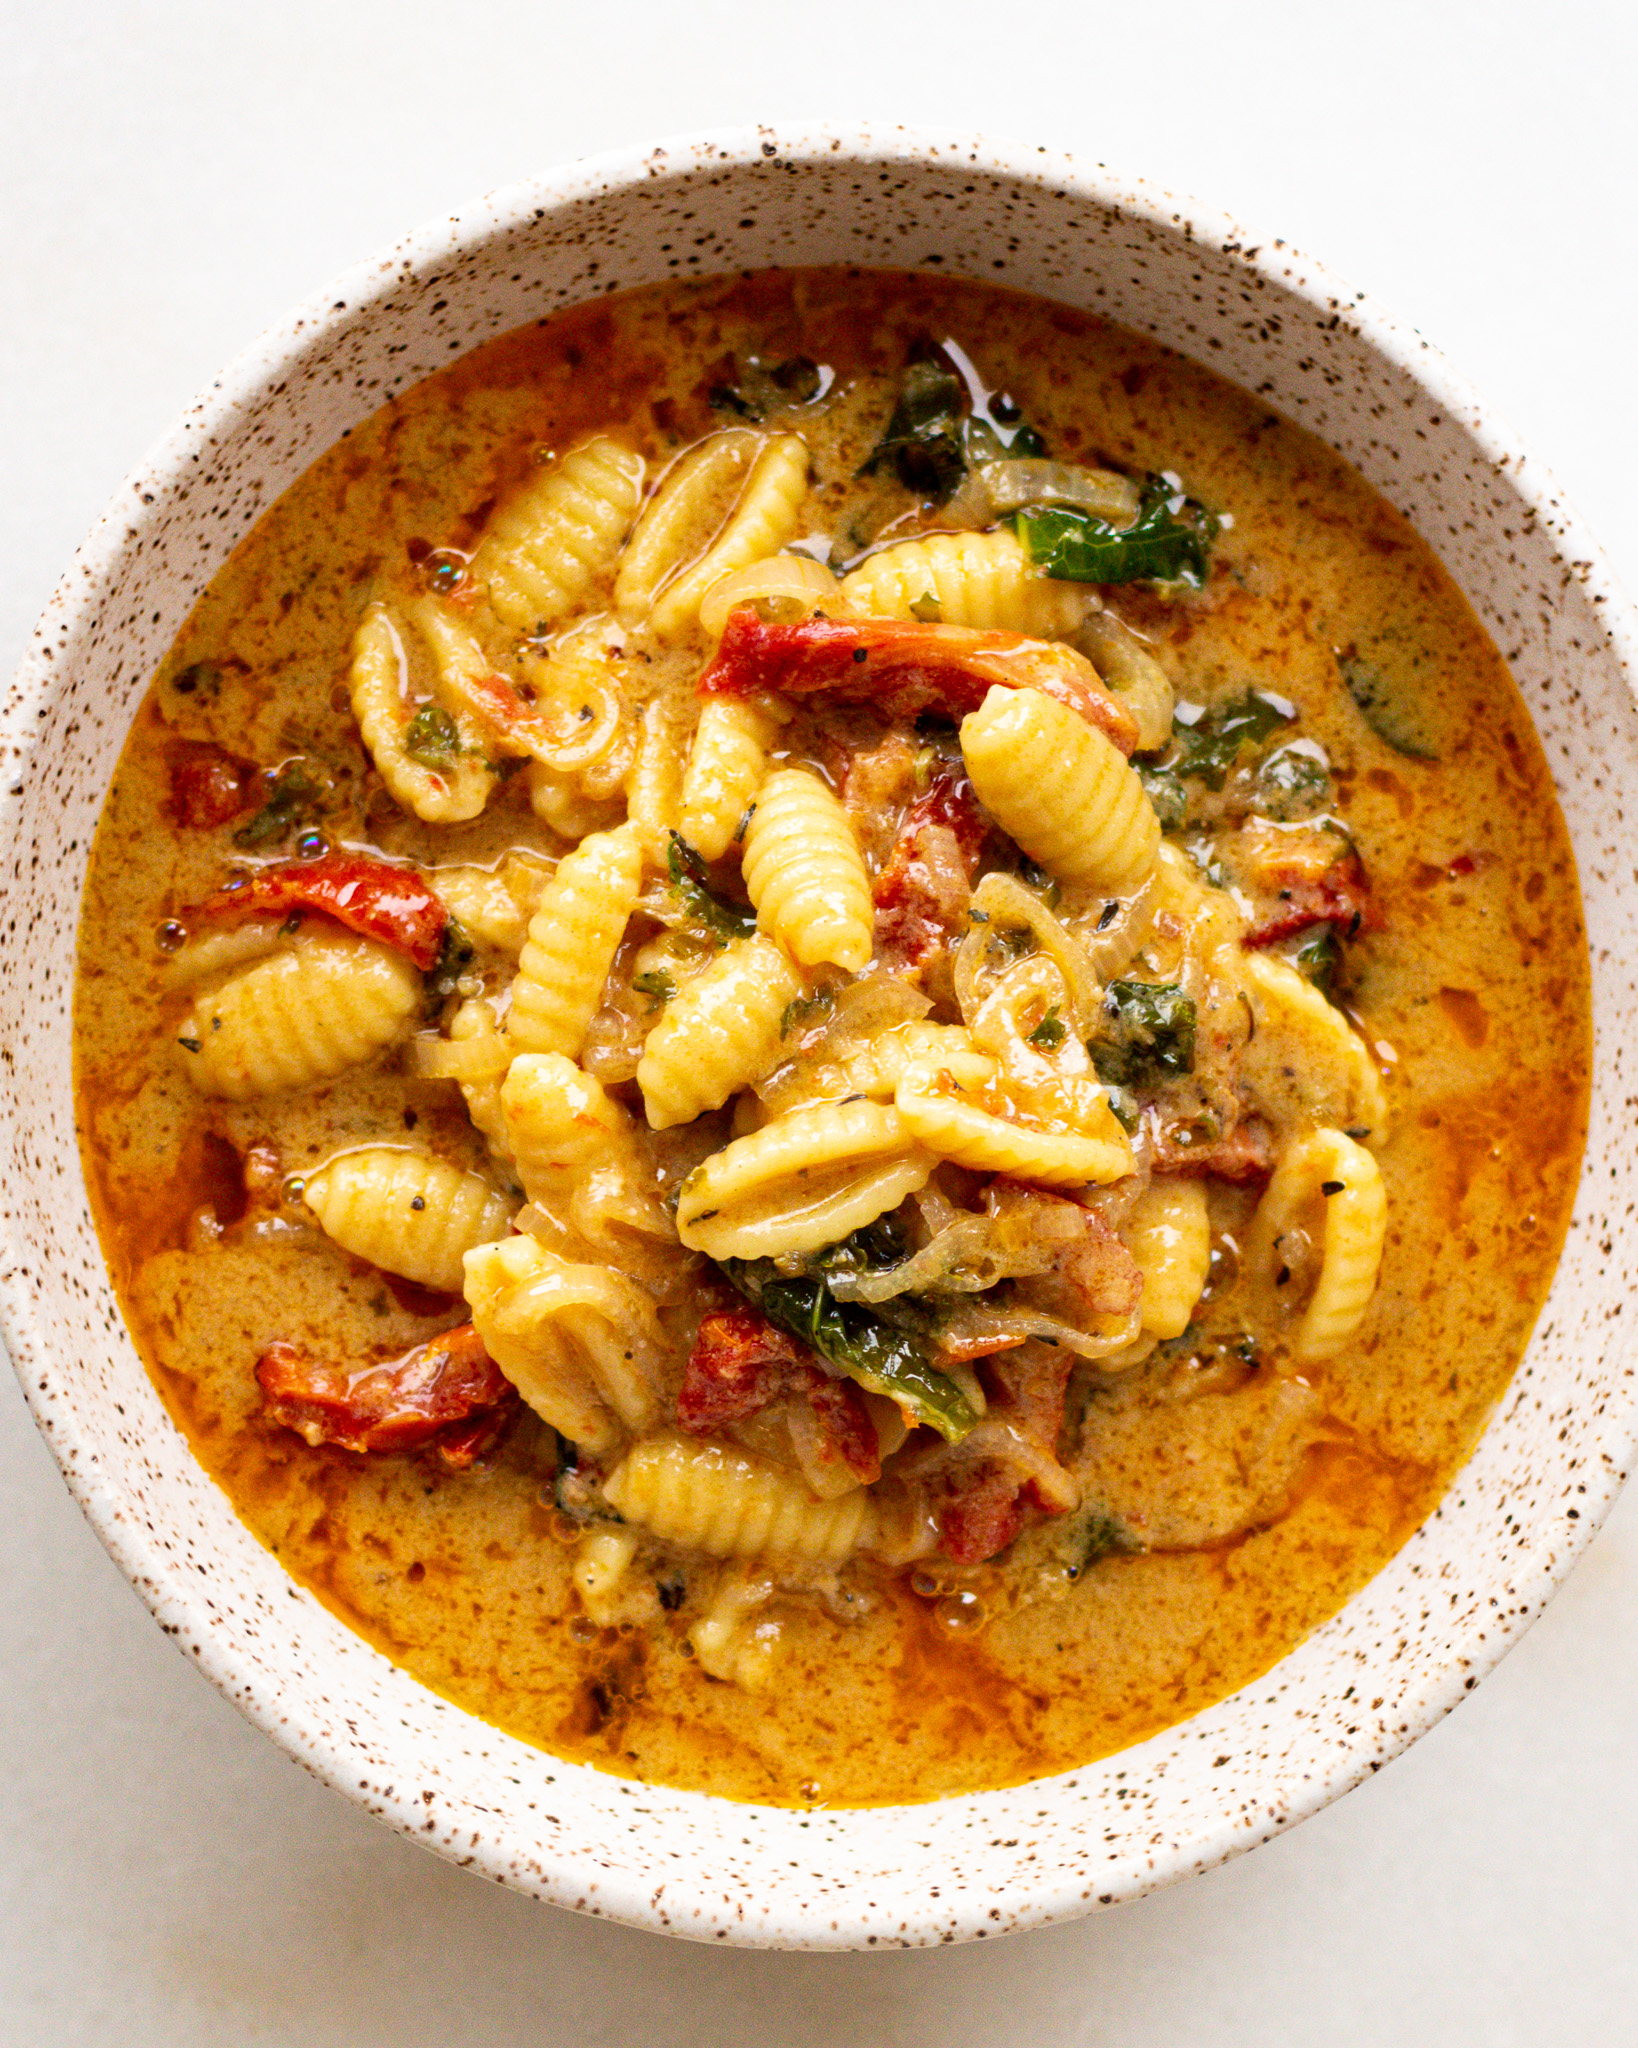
top-left (4, 125), bottom-right (1636, 1949)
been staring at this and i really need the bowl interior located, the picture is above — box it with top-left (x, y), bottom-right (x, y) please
top-left (4, 126), bottom-right (1637, 1948)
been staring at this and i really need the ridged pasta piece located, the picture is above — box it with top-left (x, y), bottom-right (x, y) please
top-left (624, 694), bottom-right (691, 862)
top-left (463, 1234), bottom-right (662, 1453)
top-left (961, 684), bottom-right (1159, 892)
top-left (426, 852), bottom-right (550, 954)
top-left (178, 930), bottom-right (421, 1101)
top-left (348, 602), bottom-right (493, 823)
top-left (839, 529), bottom-right (1092, 635)
top-left (302, 1147), bottom-right (517, 1293)
top-left (573, 1526), bottom-right (642, 1626)
top-left (615, 430), bottom-right (760, 628)
top-left (1124, 1176), bottom-right (1212, 1339)
top-left (741, 767), bottom-right (873, 973)
top-left (675, 1097), bottom-right (933, 1259)
top-left (1247, 1128), bottom-right (1387, 1361)
top-left (1076, 610), bottom-right (1175, 752)
top-left (636, 934), bottom-right (800, 1129)
top-left (689, 1569), bottom-right (780, 1687)
top-left (648, 435), bottom-right (810, 642)
top-left (895, 1058), bottom-right (1133, 1189)
top-left (501, 1053), bottom-right (670, 1243)
top-left (841, 1021), bottom-right (993, 1101)
top-left (677, 695), bottom-right (784, 861)
top-left (602, 1436), bottom-right (871, 1564)
top-left (469, 437), bottom-right (645, 631)
top-left (698, 553), bottom-right (839, 640)
top-left (526, 760), bottom-right (626, 842)
top-left (506, 824), bottom-right (642, 1057)
top-left (1237, 950), bottom-right (1388, 1142)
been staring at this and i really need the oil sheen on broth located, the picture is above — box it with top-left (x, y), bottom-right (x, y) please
top-left (74, 270), bottom-right (1590, 1807)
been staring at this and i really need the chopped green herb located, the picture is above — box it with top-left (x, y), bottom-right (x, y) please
top-left (1336, 651), bottom-right (1439, 761)
top-left (423, 918), bottom-right (475, 1006)
top-left (1091, 979), bottom-right (1198, 1089)
top-left (403, 703), bottom-right (460, 767)
top-left (1077, 1511), bottom-right (1135, 1570)
top-left (1255, 743), bottom-right (1332, 819)
top-left (1136, 762), bottom-right (1189, 830)
top-left (1027, 1006), bottom-right (1067, 1050)
top-left (1016, 855), bottom-right (1062, 908)
top-left (1173, 691), bottom-right (1295, 789)
top-left (1293, 925), bottom-right (1341, 995)
top-left (908, 592), bottom-right (943, 624)
top-left (666, 830), bottom-right (758, 943)
top-left (232, 757), bottom-right (333, 849)
top-left (722, 1258), bottom-right (978, 1442)
top-left (632, 969), bottom-right (675, 1012)
top-left (1014, 474), bottom-right (1217, 588)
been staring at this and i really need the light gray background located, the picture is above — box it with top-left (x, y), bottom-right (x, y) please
top-left (4, 3), bottom-right (1635, 2041)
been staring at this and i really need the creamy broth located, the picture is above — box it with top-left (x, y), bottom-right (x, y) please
top-left (74, 269), bottom-right (1589, 1806)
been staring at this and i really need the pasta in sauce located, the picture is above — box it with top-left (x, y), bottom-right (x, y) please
top-left (74, 269), bottom-right (1590, 1807)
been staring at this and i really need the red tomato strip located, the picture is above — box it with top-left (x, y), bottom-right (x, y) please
top-left (256, 1324), bottom-right (517, 1467)
top-left (698, 610), bottom-right (1140, 755)
top-left (187, 854), bottom-right (449, 970)
top-left (1240, 845), bottom-right (1376, 949)
top-left (679, 1306), bottom-right (881, 1484)
top-left (872, 769), bottom-right (991, 969)
top-left (165, 740), bottom-right (256, 828)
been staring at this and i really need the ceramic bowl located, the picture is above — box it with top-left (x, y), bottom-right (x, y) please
top-left (5, 124), bottom-right (1636, 1950)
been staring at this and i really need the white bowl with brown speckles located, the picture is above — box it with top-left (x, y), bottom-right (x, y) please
top-left (5, 124), bottom-right (1637, 1950)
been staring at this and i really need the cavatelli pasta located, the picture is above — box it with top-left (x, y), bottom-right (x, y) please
top-left (741, 767), bottom-right (874, 973)
top-left (894, 1059), bottom-right (1133, 1189)
top-left (1124, 1176), bottom-right (1212, 1339)
top-left (624, 694), bottom-right (692, 863)
top-left (426, 852), bottom-right (550, 954)
top-left (348, 602), bottom-right (494, 823)
top-left (677, 695), bottom-right (784, 862)
top-left (526, 760), bottom-right (626, 842)
top-left (839, 529), bottom-right (1092, 636)
top-left (463, 1234), bottom-right (662, 1452)
top-left (648, 434), bottom-right (810, 642)
top-left (469, 436), bottom-right (645, 631)
top-left (688, 1569), bottom-right (780, 1687)
top-left (302, 1147), bottom-right (516, 1293)
top-left (636, 933), bottom-right (800, 1129)
top-left (572, 1525), bottom-right (644, 1627)
top-left (675, 1097), bottom-right (933, 1259)
top-left (1247, 1127), bottom-right (1386, 1361)
top-left (507, 824), bottom-right (642, 1058)
top-left (1237, 950), bottom-right (1388, 1142)
top-left (961, 684), bottom-right (1160, 892)
top-left (500, 1053), bottom-right (670, 1244)
top-left (602, 1436), bottom-right (871, 1565)
top-left (614, 430), bottom-right (760, 628)
top-left (178, 931), bottom-right (421, 1101)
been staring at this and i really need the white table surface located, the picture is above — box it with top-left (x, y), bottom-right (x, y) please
top-left (4, 3), bottom-right (1636, 2039)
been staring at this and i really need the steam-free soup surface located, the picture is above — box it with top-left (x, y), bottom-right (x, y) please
top-left (75, 269), bottom-right (1589, 1805)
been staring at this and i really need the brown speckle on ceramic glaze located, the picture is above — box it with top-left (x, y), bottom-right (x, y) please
top-left (3, 125), bottom-right (1637, 1951)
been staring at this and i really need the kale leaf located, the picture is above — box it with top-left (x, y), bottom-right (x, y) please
top-left (403, 704), bottom-right (460, 768)
top-left (1336, 650), bottom-right (1439, 761)
top-left (722, 1257), bottom-right (978, 1443)
top-left (232, 757), bottom-right (334, 850)
top-left (1091, 979), bottom-right (1198, 1090)
top-left (1173, 690), bottom-right (1295, 789)
top-left (1014, 473), bottom-right (1217, 588)
top-left (666, 830), bottom-right (758, 942)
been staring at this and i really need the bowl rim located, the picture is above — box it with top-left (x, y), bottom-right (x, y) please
top-left (6, 118), bottom-right (1638, 1947)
